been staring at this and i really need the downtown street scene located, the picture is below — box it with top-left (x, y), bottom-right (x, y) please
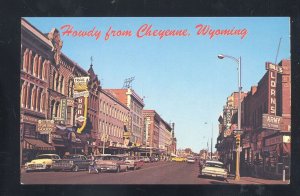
top-left (20, 17), bottom-right (290, 185)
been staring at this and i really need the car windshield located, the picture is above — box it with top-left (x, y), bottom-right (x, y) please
top-left (204, 162), bottom-right (225, 168)
top-left (36, 155), bottom-right (54, 159)
top-left (63, 155), bottom-right (80, 159)
top-left (187, 157), bottom-right (194, 160)
top-left (102, 156), bottom-right (120, 161)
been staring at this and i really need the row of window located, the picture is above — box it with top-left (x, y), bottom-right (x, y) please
top-left (99, 100), bottom-right (128, 122)
top-left (21, 48), bottom-right (49, 81)
top-left (99, 121), bottom-right (123, 138)
top-left (20, 80), bottom-right (46, 113)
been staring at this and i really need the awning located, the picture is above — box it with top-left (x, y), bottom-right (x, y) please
top-left (24, 138), bottom-right (55, 151)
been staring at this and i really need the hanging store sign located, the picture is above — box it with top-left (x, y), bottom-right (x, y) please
top-left (60, 99), bottom-right (67, 121)
top-left (265, 135), bottom-right (283, 146)
top-left (37, 120), bottom-right (55, 134)
top-left (265, 62), bottom-right (283, 116)
top-left (223, 106), bottom-right (234, 129)
top-left (74, 77), bottom-right (89, 92)
top-left (74, 77), bottom-right (89, 134)
top-left (262, 114), bottom-right (282, 130)
top-left (283, 135), bottom-right (291, 143)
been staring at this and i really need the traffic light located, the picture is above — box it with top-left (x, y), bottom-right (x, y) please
top-left (235, 134), bottom-right (240, 149)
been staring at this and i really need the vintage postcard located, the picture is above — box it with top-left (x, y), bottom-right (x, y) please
top-left (20, 17), bottom-right (290, 185)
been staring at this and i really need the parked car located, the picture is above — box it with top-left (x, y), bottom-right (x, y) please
top-left (140, 156), bottom-right (151, 163)
top-left (199, 160), bottom-right (228, 180)
top-left (52, 154), bottom-right (90, 172)
top-left (171, 157), bottom-right (186, 162)
top-left (25, 154), bottom-right (61, 172)
top-left (187, 156), bottom-right (196, 163)
top-left (95, 155), bottom-right (128, 172)
top-left (124, 156), bottom-right (144, 170)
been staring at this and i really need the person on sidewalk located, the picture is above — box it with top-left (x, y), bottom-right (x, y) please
top-left (88, 153), bottom-right (99, 174)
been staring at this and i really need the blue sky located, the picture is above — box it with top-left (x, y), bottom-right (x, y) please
top-left (24, 17), bottom-right (290, 153)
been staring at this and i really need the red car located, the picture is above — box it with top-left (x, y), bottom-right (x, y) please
top-left (124, 156), bottom-right (144, 170)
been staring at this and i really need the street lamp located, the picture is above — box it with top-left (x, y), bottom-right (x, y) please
top-left (218, 53), bottom-right (242, 181)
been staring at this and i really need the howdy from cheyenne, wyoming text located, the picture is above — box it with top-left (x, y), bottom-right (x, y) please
top-left (60, 24), bottom-right (248, 40)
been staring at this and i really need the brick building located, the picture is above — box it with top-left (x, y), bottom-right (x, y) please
top-left (106, 89), bottom-right (145, 147)
top-left (97, 89), bottom-right (130, 155)
top-left (216, 59), bottom-right (291, 179)
top-left (241, 59), bottom-right (291, 179)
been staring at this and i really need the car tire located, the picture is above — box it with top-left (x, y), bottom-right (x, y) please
top-left (73, 165), bottom-right (79, 172)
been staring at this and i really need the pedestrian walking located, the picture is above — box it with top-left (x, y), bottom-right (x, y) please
top-left (88, 153), bottom-right (99, 174)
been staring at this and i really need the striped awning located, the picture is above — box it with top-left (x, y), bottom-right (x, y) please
top-left (23, 138), bottom-right (55, 151)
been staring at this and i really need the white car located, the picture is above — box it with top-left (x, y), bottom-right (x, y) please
top-left (200, 160), bottom-right (228, 180)
top-left (187, 157), bottom-right (196, 163)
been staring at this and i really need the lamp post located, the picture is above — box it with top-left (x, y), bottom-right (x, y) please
top-left (204, 122), bottom-right (213, 160)
top-left (218, 54), bottom-right (242, 181)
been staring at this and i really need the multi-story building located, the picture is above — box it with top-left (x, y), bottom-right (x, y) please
top-left (20, 18), bottom-right (54, 163)
top-left (97, 89), bottom-right (130, 155)
top-left (216, 59), bottom-right (291, 179)
top-left (21, 18), bottom-right (111, 163)
top-left (158, 119), bottom-right (172, 158)
top-left (106, 88), bottom-right (145, 147)
top-left (215, 91), bottom-right (247, 173)
top-left (142, 110), bottom-right (173, 158)
top-left (241, 59), bottom-right (291, 179)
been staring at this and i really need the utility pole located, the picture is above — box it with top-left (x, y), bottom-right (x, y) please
top-left (211, 123), bottom-right (213, 160)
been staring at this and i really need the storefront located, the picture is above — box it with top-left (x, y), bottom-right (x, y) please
top-left (22, 138), bottom-right (55, 164)
top-left (263, 133), bottom-right (291, 179)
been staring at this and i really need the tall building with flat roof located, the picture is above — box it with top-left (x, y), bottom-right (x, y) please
top-left (105, 88), bottom-right (145, 146)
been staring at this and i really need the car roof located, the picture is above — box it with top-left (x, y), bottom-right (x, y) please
top-left (205, 160), bottom-right (223, 164)
top-left (37, 154), bottom-right (59, 156)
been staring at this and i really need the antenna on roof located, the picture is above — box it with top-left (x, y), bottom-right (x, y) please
top-left (122, 77), bottom-right (135, 89)
top-left (275, 37), bottom-right (282, 64)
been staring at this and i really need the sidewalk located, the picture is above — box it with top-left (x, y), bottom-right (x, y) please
top-left (228, 176), bottom-right (289, 185)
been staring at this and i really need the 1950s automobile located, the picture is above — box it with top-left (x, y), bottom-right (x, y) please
top-left (25, 154), bottom-right (61, 172)
top-left (95, 155), bottom-right (128, 172)
top-left (52, 154), bottom-right (90, 172)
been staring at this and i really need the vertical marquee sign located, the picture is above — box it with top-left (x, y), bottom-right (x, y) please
top-left (262, 62), bottom-right (283, 130)
top-left (73, 77), bottom-right (90, 134)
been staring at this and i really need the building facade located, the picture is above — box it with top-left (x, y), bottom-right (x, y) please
top-left (216, 59), bottom-right (291, 179)
top-left (241, 60), bottom-right (291, 178)
top-left (106, 89), bottom-right (145, 147)
top-left (97, 89), bottom-right (130, 155)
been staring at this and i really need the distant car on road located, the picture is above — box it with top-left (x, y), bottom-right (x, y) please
top-left (52, 154), bottom-right (90, 172)
top-left (199, 160), bottom-right (228, 180)
top-left (124, 156), bottom-right (144, 170)
top-left (25, 154), bottom-right (61, 172)
top-left (140, 156), bottom-right (151, 163)
top-left (171, 157), bottom-right (186, 162)
top-left (187, 156), bottom-right (196, 163)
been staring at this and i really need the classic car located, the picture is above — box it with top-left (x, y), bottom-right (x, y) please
top-left (124, 156), bottom-right (144, 170)
top-left (199, 160), bottom-right (228, 180)
top-left (171, 156), bottom-right (187, 162)
top-left (25, 154), bottom-right (61, 172)
top-left (95, 155), bottom-right (128, 172)
top-left (140, 156), bottom-right (151, 163)
top-left (187, 156), bottom-right (196, 163)
top-left (52, 154), bottom-right (90, 172)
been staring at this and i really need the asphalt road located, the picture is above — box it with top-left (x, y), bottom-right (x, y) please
top-left (21, 161), bottom-right (229, 184)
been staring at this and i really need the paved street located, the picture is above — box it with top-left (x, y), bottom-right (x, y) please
top-left (20, 161), bottom-right (288, 185)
